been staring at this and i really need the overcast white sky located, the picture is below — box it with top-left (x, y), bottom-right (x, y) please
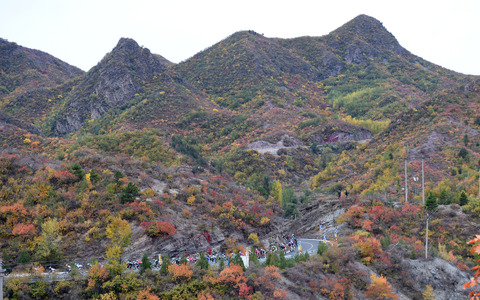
top-left (1, 0), bottom-right (479, 75)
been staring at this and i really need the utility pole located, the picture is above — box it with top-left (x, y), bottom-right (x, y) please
top-left (422, 159), bottom-right (425, 205)
top-left (0, 259), bottom-right (5, 300)
top-left (405, 159), bottom-right (408, 202)
top-left (425, 212), bottom-right (429, 259)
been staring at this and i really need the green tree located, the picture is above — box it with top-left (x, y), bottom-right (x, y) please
top-left (18, 249), bottom-right (31, 264)
top-left (310, 142), bottom-right (319, 154)
top-left (140, 252), bottom-right (151, 274)
top-left (439, 189), bottom-right (450, 205)
top-left (425, 193), bottom-right (438, 212)
top-left (474, 116), bottom-right (480, 126)
top-left (2, 250), bottom-right (8, 266)
top-left (459, 191), bottom-right (469, 206)
top-left (218, 256), bottom-right (225, 271)
top-left (380, 233), bottom-right (391, 249)
top-left (160, 254), bottom-right (171, 275)
top-left (410, 249), bottom-right (417, 260)
top-left (114, 170), bottom-right (125, 183)
top-left (179, 253), bottom-right (188, 265)
top-left (249, 251), bottom-right (259, 265)
top-left (71, 163), bottom-right (84, 181)
top-left (89, 168), bottom-right (100, 183)
top-left (196, 252), bottom-right (209, 270)
top-left (231, 251), bottom-right (246, 271)
top-left (265, 252), bottom-right (278, 266)
top-left (304, 251), bottom-right (310, 260)
top-left (458, 147), bottom-right (469, 160)
top-left (120, 182), bottom-right (139, 203)
top-left (278, 251), bottom-right (287, 269)
top-left (317, 242), bottom-right (328, 255)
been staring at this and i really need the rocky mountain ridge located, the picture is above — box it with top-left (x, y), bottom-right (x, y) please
top-left (53, 38), bottom-right (173, 135)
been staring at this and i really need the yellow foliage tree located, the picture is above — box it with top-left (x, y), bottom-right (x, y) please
top-left (248, 233), bottom-right (259, 245)
top-left (36, 218), bottom-right (62, 263)
top-left (106, 217), bottom-right (132, 248)
top-left (105, 217), bottom-right (132, 275)
top-left (260, 217), bottom-right (270, 226)
top-left (271, 180), bottom-right (283, 206)
top-left (422, 285), bottom-right (437, 300)
top-left (187, 195), bottom-right (196, 205)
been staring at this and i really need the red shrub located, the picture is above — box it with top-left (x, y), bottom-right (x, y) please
top-left (141, 221), bottom-right (176, 238)
top-left (400, 204), bottom-right (422, 219)
top-left (12, 223), bottom-right (37, 236)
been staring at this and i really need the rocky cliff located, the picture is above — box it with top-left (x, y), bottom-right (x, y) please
top-left (53, 38), bottom-right (172, 135)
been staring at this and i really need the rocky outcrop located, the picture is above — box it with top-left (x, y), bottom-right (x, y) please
top-left (401, 257), bottom-right (472, 299)
top-left (247, 134), bottom-right (303, 155)
top-left (54, 38), bottom-right (172, 135)
top-left (308, 121), bottom-right (372, 144)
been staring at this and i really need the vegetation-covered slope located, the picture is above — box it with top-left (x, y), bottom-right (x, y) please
top-left (0, 38), bottom-right (83, 101)
top-left (1, 14), bottom-right (480, 300)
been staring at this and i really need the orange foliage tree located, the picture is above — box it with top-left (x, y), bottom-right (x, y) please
top-left (464, 235), bottom-right (480, 299)
top-left (337, 205), bottom-right (364, 228)
top-left (216, 264), bottom-right (248, 290)
top-left (365, 273), bottom-right (398, 300)
top-left (87, 264), bottom-right (109, 293)
top-left (12, 223), bottom-right (37, 237)
top-left (320, 276), bottom-right (349, 300)
top-left (256, 265), bottom-right (286, 298)
top-left (136, 286), bottom-right (160, 300)
top-left (168, 264), bottom-right (193, 282)
top-left (203, 264), bottom-right (249, 297)
top-left (353, 235), bottom-right (382, 265)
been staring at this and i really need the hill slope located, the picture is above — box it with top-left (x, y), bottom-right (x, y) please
top-left (0, 38), bottom-right (83, 101)
top-left (1, 14), bottom-right (480, 300)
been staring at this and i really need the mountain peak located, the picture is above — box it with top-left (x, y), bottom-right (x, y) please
top-left (325, 15), bottom-right (406, 64)
top-left (114, 37), bottom-right (141, 51)
top-left (350, 14), bottom-right (383, 25)
top-left (53, 37), bottom-right (172, 135)
top-left (330, 14), bottom-right (404, 56)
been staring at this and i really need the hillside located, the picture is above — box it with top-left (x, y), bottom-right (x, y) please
top-left (0, 38), bottom-right (83, 101)
top-left (51, 38), bottom-right (174, 135)
top-left (1, 14), bottom-right (480, 299)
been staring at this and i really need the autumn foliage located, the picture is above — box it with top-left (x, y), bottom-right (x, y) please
top-left (464, 235), bottom-right (480, 299)
top-left (365, 273), bottom-right (398, 300)
top-left (141, 221), bottom-right (177, 237)
top-left (168, 264), bottom-right (193, 282)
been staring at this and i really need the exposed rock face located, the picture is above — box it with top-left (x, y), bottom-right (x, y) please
top-left (344, 40), bottom-right (378, 64)
top-left (54, 38), bottom-right (171, 135)
top-left (247, 134), bottom-right (303, 155)
top-left (401, 257), bottom-right (472, 299)
top-left (308, 121), bottom-right (373, 144)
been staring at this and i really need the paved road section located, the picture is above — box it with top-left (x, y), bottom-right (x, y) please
top-left (6, 237), bottom-right (331, 280)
